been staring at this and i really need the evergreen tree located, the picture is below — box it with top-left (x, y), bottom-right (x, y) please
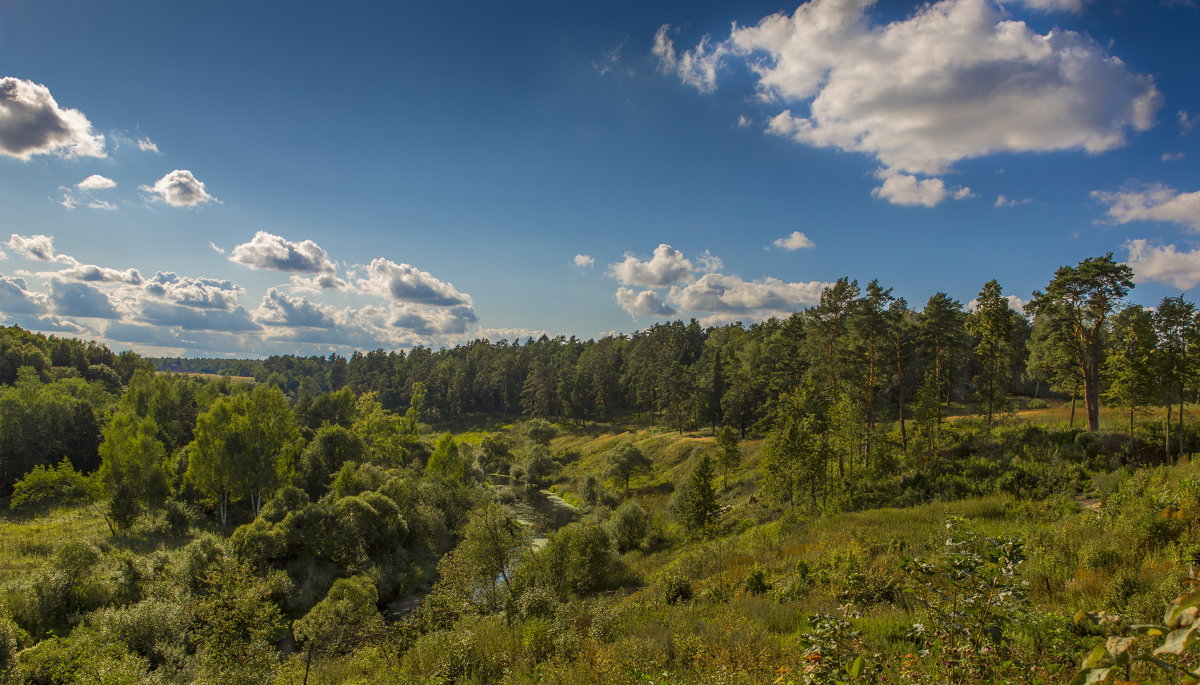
top-left (1027, 254), bottom-right (1134, 431)
top-left (675, 454), bottom-right (719, 534)
top-left (967, 280), bottom-right (1016, 426)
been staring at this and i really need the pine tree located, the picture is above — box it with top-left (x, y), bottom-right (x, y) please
top-left (675, 454), bottom-right (719, 535)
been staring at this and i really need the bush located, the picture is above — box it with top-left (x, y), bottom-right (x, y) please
top-left (608, 501), bottom-right (649, 553)
top-left (662, 574), bottom-right (692, 605)
top-left (9, 459), bottom-right (97, 510)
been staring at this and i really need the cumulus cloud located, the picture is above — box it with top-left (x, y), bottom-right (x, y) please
top-left (1092, 184), bottom-right (1200, 232)
top-left (136, 301), bottom-right (259, 332)
top-left (357, 258), bottom-right (471, 306)
top-left (141, 169), bottom-right (216, 207)
top-left (573, 254), bottom-right (596, 269)
top-left (0, 275), bottom-right (48, 314)
top-left (0, 77), bottom-right (106, 160)
top-left (253, 288), bottom-right (337, 328)
top-left (615, 287), bottom-right (677, 317)
top-left (609, 244), bottom-right (694, 286)
top-left (871, 169), bottom-right (972, 207)
top-left (229, 231), bottom-right (337, 274)
top-left (657, 0), bottom-right (1159, 185)
top-left (77, 174), bottom-right (116, 190)
top-left (668, 272), bottom-right (829, 315)
top-left (288, 273), bottom-right (348, 293)
top-left (48, 279), bottom-right (121, 319)
top-left (6, 234), bottom-right (58, 261)
top-left (388, 303), bottom-right (478, 335)
top-left (144, 271), bottom-right (242, 309)
top-left (995, 195), bottom-right (1032, 207)
top-left (772, 231), bottom-right (815, 251)
top-left (1124, 239), bottom-right (1200, 289)
top-left (51, 263), bottom-right (142, 284)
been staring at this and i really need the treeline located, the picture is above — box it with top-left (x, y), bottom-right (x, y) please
top-left (0, 328), bottom-right (153, 492)
top-left (169, 254), bottom-right (1193, 444)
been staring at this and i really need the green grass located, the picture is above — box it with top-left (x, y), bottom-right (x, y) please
top-left (0, 504), bottom-right (110, 576)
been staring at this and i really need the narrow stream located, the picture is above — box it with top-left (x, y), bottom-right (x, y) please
top-left (507, 487), bottom-right (579, 549)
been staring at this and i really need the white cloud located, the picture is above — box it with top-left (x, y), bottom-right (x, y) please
top-left (144, 271), bottom-right (242, 309)
top-left (1092, 184), bottom-right (1200, 232)
top-left (87, 200), bottom-right (117, 211)
top-left (50, 263), bottom-right (142, 284)
top-left (995, 194), bottom-right (1032, 207)
top-left (653, 25), bottom-right (728, 93)
top-left (871, 169), bottom-right (972, 207)
top-left (48, 278), bottom-right (121, 319)
top-left (1124, 239), bottom-right (1200, 289)
top-left (357, 257), bottom-right (472, 306)
top-left (288, 273), bottom-right (348, 293)
top-left (615, 287), bottom-right (676, 317)
top-left (77, 174), bottom-right (116, 190)
top-left (1181, 110), bottom-right (1196, 134)
top-left (573, 254), bottom-right (596, 269)
top-left (208, 241), bottom-right (225, 255)
top-left (253, 288), bottom-right (337, 328)
top-left (388, 303), bottom-right (478, 335)
top-left (136, 300), bottom-right (259, 332)
top-left (136, 137), bottom-right (158, 153)
top-left (668, 272), bottom-right (829, 315)
top-left (737, 114), bottom-right (753, 128)
top-left (0, 77), bottom-right (106, 160)
top-left (658, 0), bottom-right (1159, 184)
top-left (695, 249), bottom-right (724, 273)
top-left (609, 243), bottom-right (694, 286)
top-left (1162, 152), bottom-right (1185, 162)
top-left (772, 231), bottom-right (815, 251)
top-left (6, 233), bottom-right (58, 261)
top-left (229, 231), bottom-right (336, 274)
top-left (0, 275), bottom-right (48, 314)
top-left (141, 169), bottom-right (216, 207)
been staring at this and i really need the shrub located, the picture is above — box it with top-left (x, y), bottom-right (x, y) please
top-left (662, 574), bottom-right (692, 605)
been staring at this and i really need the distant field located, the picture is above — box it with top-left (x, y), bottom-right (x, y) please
top-left (157, 370), bottom-right (256, 383)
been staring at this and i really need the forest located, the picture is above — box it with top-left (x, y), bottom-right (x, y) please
top-left (5, 253), bottom-right (1200, 684)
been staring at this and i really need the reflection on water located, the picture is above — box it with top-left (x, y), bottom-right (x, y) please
top-left (508, 488), bottom-right (578, 549)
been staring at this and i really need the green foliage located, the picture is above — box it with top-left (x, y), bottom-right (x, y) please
top-left (661, 574), bottom-right (692, 605)
top-left (715, 426), bottom-right (740, 489)
top-left (522, 418), bottom-right (558, 446)
top-left (294, 574), bottom-right (383, 656)
top-left (521, 444), bottom-right (560, 487)
top-left (604, 441), bottom-right (651, 493)
top-left (298, 424), bottom-right (366, 497)
top-left (192, 556), bottom-right (289, 683)
top-left (902, 517), bottom-right (1028, 681)
top-left (187, 384), bottom-right (301, 524)
top-left (11, 629), bottom-right (151, 685)
top-left (609, 500), bottom-right (649, 553)
top-left (426, 433), bottom-right (468, 482)
top-left (9, 459), bottom-right (98, 510)
top-left (674, 453), bottom-right (719, 535)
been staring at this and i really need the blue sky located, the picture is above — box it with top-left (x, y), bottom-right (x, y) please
top-left (1, 0), bottom-right (1198, 357)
